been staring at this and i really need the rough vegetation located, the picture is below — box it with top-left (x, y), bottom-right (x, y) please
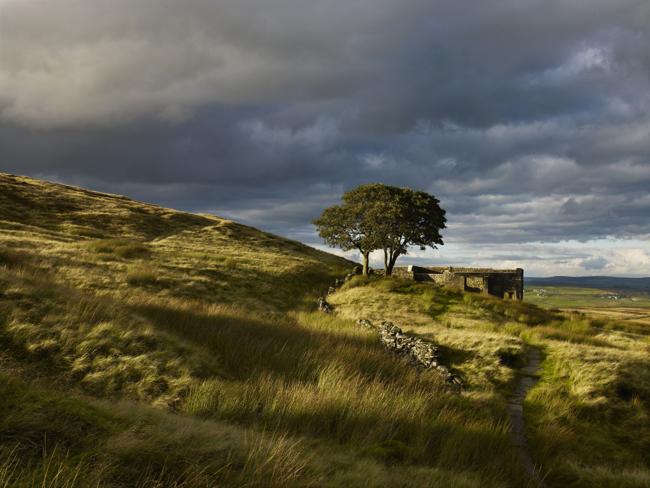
top-left (1, 173), bottom-right (648, 487)
top-left (329, 276), bottom-right (650, 487)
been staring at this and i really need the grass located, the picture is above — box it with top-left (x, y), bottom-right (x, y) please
top-left (126, 265), bottom-right (160, 286)
top-left (0, 173), bottom-right (527, 487)
top-left (1, 172), bottom-right (648, 487)
top-left (87, 238), bottom-right (151, 259)
top-left (0, 265), bottom-right (528, 485)
top-left (330, 276), bottom-right (650, 487)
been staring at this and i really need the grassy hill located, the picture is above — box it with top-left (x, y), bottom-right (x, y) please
top-left (1, 173), bottom-right (648, 487)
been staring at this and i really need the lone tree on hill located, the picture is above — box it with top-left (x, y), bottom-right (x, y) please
top-left (314, 184), bottom-right (446, 276)
top-left (378, 187), bottom-right (446, 275)
top-left (312, 184), bottom-right (386, 276)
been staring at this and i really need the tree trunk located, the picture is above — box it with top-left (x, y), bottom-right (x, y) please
top-left (386, 250), bottom-right (401, 276)
top-left (383, 248), bottom-right (390, 275)
top-left (362, 251), bottom-right (370, 277)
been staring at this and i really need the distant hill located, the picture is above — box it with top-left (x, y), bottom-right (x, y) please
top-left (526, 275), bottom-right (650, 291)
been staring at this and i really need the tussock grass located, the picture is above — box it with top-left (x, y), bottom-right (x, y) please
top-left (0, 447), bottom-right (88, 488)
top-left (329, 277), bottom-right (529, 391)
top-left (0, 247), bottom-right (31, 268)
top-left (0, 262), bottom-right (527, 486)
top-left (0, 446), bottom-right (19, 488)
top-left (526, 343), bottom-right (650, 487)
top-left (1, 372), bottom-right (512, 488)
top-left (87, 239), bottom-right (150, 259)
top-left (126, 265), bottom-right (160, 286)
top-left (0, 267), bottom-right (212, 405)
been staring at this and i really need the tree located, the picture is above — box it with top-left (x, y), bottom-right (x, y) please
top-left (378, 188), bottom-right (446, 275)
top-left (313, 184), bottom-right (446, 276)
top-left (313, 184), bottom-right (388, 276)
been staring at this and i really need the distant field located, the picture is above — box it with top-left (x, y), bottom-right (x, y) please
top-left (525, 285), bottom-right (650, 309)
top-left (525, 285), bottom-right (650, 328)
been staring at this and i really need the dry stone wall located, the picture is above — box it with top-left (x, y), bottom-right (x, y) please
top-left (358, 319), bottom-right (462, 391)
top-left (317, 296), bottom-right (333, 313)
top-left (317, 269), bottom-right (462, 390)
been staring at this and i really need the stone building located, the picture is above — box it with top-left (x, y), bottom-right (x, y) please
top-left (392, 265), bottom-right (524, 300)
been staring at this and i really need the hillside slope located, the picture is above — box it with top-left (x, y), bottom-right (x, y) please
top-left (0, 173), bottom-right (352, 311)
top-left (0, 173), bottom-right (528, 487)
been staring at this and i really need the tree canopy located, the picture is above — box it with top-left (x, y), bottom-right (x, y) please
top-left (313, 184), bottom-right (446, 276)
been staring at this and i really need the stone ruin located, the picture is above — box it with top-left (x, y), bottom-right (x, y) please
top-left (392, 265), bottom-right (524, 300)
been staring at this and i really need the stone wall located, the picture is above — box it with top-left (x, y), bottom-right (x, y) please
top-left (316, 272), bottom-right (462, 391)
top-left (394, 265), bottom-right (524, 300)
top-left (357, 319), bottom-right (462, 391)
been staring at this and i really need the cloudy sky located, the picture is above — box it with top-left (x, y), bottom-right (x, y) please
top-left (1, 0), bottom-right (649, 276)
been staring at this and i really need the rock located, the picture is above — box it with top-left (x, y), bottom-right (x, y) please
top-left (317, 297), bottom-right (333, 313)
top-left (357, 318), bottom-right (374, 329)
top-left (327, 286), bottom-right (336, 295)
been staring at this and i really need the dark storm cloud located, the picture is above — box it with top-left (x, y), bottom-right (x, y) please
top-left (1, 0), bottom-right (649, 273)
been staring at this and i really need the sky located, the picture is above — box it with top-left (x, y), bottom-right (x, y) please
top-left (1, 0), bottom-right (649, 276)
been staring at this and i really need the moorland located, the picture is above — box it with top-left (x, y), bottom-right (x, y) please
top-left (0, 173), bottom-right (648, 487)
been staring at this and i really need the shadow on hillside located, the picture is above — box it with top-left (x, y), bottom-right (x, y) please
top-left (128, 300), bottom-right (418, 387)
top-left (162, 264), bottom-right (345, 311)
top-left (0, 174), bottom-right (212, 241)
top-left (435, 343), bottom-right (474, 369)
top-left (425, 293), bottom-right (456, 319)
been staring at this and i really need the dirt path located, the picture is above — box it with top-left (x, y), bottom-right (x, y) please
top-left (507, 346), bottom-right (548, 487)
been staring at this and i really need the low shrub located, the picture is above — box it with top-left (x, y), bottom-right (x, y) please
top-left (0, 248), bottom-right (30, 268)
top-left (87, 239), bottom-right (150, 259)
top-left (366, 440), bottom-right (411, 465)
top-left (126, 266), bottom-right (159, 286)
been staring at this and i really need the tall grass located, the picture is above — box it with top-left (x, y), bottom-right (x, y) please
top-left (0, 266), bottom-right (528, 486)
top-left (86, 239), bottom-right (150, 260)
top-left (0, 446), bottom-right (19, 488)
top-left (0, 445), bottom-right (92, 488)
top-left (126, 265), bottom-right (160, 286)
top-left (525, 343), bottom-right (650, 487)
top-left (329, 277), bottom-right (650, 487)
top-left (240, 433), bottom-right (313, 487)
